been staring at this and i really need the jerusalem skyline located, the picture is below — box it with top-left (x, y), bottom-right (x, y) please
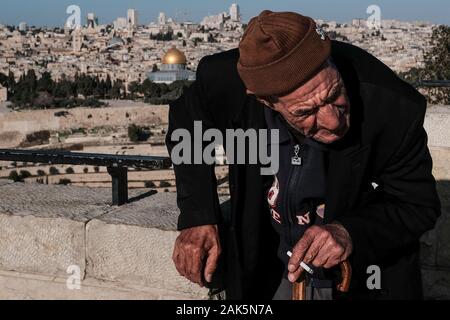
top-left (0, 0), bottom-right (449, 27)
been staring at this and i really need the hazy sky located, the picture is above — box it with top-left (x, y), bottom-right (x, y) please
top-left (0, 0), bottom-right (449, 27)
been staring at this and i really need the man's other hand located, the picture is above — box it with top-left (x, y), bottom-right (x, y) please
top-left (287, 223), bottom-right (353, 283)
top-left (172, 225), bottom-right (221, 287)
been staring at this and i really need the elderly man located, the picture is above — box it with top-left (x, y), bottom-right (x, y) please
top-left (166, 10), bottom-right (440, 300)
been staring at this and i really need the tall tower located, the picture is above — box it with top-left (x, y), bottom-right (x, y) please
top-left (230, 3), bottom-right (240, 22)
top-left (127, 9), bottom-right (138, 29)
top-left (72, 27), bottom-right (82, 52)
top-left (19, 22), bottom-right (28, 32)
top-left (158, 12), bottom-right (167, 25)
top-left (87, 13), bottom-right (98, 29)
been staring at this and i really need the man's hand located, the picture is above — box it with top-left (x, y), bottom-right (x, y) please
top-left (173, 225), bottom-right (221, 287)
top-left (288, 223), bottom-right (353, 283)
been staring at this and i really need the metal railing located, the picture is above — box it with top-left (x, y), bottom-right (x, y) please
top-left (0, 149), bottom-right (172, 206)
top-left (415, 80), bottom-right (450, 88)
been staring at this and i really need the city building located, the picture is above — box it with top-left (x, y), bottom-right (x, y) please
top-left (127, 9), bottom-right (139, 29)
top-left (230, 3), bottom-right (240, 22)
top-left (72, 27), bottom-right (83, 52)
top-left (201, 12), bottom-right (227, 30)
top-left (114, 17), bottom-right (128, 30)
top-left (87, 13), bottom-right (98, 29)
top-left (189, 32), bottom-right (209, 42)
top-left (0, 1), bottom-right (434, 87)
top-left (18, 22), bottom-right (28, 32)
top-left (148, 46), bottom-right (196, 84)
top-left (352, 18), bottom-right (366, 28)
top-left (158, 12), bottom-right (167, 26)
top-left (105, 35), bottom-right (125, 50)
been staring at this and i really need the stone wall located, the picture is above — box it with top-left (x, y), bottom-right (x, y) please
top-left (0, 105), bottom-right (448, 300)
top-left (0, 182), bottom-right (208, 300)
top-left (420, 105), bottom-right (450, 299)
top-left (0, 103), bottom-right (168, 148)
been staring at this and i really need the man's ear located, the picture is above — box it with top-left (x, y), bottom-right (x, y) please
top-left (245, 89), bottom-right (275, 109)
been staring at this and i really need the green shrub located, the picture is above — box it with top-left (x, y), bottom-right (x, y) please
top-left (58, 178), bottom-right (71, 185)
top-left (159, 181), bottom-right (171, 188)
top-left (49, 166), bottom-right (60, 175)
top-left (65, 167), bottom-right (75, 174)
top-left (8, 170), bottom-right (21, 182)
top-left (128, 124), bottom-right (151, 142)
top-left (19, 170), bottom-right (32, 179)
top-left (145, 181), bottom-right (156, 188)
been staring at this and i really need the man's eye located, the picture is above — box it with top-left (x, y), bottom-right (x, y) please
top-left (324, 95), bottom-right (338, 104)
top-left (336, 105), bottom-right (347, 114)
top-left (292, 109), bottom-right (312, 117)
top-left (325, 87), bottom-right (342, 104)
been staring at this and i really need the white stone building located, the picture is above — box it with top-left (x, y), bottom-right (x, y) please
top-left (158, 12), bottom-right (167, 26)
top-left (230, 3), bottom-right (240, 22)
top-left (127, 9), bottom-right (139, 29)
top-left (148, 47), bottom-right (196, 84)
top-left (114, 17), bottom-right (128, 30)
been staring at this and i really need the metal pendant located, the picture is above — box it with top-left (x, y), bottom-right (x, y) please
top-left (291, 144), bottom-right (302, 166)
top-left (291, 156), bottom-right (302, 166)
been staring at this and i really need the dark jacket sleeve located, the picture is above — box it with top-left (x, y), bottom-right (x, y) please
top-left (338, 97), bottom-right (441, 268)
top-left (166, 58), bottom-right (222, 230)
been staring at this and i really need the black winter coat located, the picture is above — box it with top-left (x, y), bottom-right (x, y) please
top-left (166, 41), bottom-right (441, 300)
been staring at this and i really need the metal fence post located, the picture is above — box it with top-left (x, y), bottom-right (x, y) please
top-left (107, 166), bottom-right (128, 206)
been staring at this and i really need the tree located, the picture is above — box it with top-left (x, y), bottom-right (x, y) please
top-left (8, 170), bottom-right (21, 182)
top-left (19, 170), bottom-right (31, 180)
top-left (37, 71), bottom-right (53, 93)
top-left (207, 33), bottom-right (217, 43)
top-left (94, 79), bottom-right (106, 99)
top-left (105, 75), bottom-right (113, 97)
top-left (128, 81), bottom-right (141, 100)
top-left (128, 124), bottom-right (150, 142)
top-left (11, 70), bottom-right (38, 107)
top-left (401, 25), bottom-right (450, 104)
top-left (24, 70), bottom-right (38, 92)
top-left (65, 167), bottom-right (75, 174)
top-left (145, 181), bottom-right (156, 188)
top-left (53, 79), bottom-right (74, 98)
top-left (49, 166), bottom-right (60, 175)
top-left (0, 72), bottom-right (7, 87)
top-left (193, 38), bottom-right (202, 47)
top-left (140, 79), bottom-right (161, 99)
top-left (58, 178), bottom-right (72, 185)
top-left (7, 71), bottom-right (16, 92)
top-left (423, 26), bottom-right (450, 82)
top-left (111, 80), bottom-right (124, 99)
top-left (150, 31), bottom-right (174, 41)
top-left (159, 180), bottom-right (171, 188)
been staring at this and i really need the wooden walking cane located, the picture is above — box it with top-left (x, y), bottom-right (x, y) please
top-left (292, 260), bottom-right (352, 300)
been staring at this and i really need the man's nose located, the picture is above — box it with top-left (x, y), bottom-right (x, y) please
top-left (316, 105), bottom-right (341, 130)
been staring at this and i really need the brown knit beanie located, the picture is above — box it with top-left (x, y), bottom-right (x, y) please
top-left (237, 10), bottom-right (331, 97)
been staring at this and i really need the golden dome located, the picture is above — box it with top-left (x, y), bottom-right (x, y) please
top-left (162, 46), bottom-right (187, 65)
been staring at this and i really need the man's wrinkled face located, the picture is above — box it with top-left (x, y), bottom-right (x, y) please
top-left (251, 60), bottom-right (351, 144)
